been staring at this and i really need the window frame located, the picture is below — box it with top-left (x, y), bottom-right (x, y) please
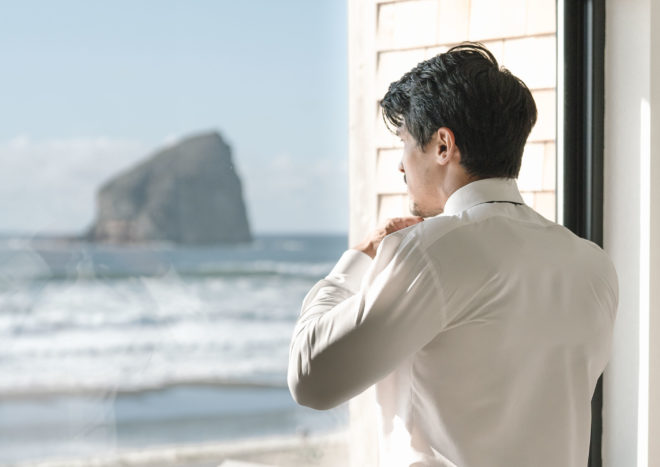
top-left (558, 1), bottom-right (606, 465)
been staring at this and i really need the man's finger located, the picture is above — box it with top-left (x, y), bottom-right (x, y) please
top-left (388, 216), bottom-right (424, 233)
top-left (400, 216), bottom-right (424, 227)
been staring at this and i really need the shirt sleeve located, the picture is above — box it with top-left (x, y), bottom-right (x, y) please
top-left (287, 233), bottom-right (445, 410)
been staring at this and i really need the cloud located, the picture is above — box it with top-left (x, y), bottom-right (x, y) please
top-left (240, 153), bottom-right (348, 234)
top-left (0, 135), bottom-right (148, 234)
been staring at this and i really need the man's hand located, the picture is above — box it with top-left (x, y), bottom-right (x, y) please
top-left (352, 216), bottom-right (424, 259)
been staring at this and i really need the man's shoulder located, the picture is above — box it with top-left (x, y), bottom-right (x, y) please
top-left (386, 214), bottom-right (462, 246)
top-left (397, 213), bottom-right (474, 253)
top-left (404, 207), bottom-right (613, 266)
top-left (372, 215), bottom-right (464, 269)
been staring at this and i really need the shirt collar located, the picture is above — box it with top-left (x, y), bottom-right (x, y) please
top-left (442, 177), bottom-right (524, 216)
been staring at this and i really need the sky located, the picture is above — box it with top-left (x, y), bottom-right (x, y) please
top-left (0, 0), bottom-right (348, 235)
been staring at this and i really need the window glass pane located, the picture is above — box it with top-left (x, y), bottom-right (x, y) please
top-left (0, 2), bottom-right (348, 465)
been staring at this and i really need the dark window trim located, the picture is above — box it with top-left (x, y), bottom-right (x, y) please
top-left (559, 1), bottom-right (605, 466)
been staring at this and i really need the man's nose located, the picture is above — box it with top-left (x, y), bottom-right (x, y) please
top-left (398, 161), bottom-right (405, 173)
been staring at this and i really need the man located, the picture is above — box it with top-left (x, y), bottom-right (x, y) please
top-left (287, 43), bottom-right (617, 466)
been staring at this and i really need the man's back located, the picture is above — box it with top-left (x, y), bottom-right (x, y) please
top-left (288, 178), bottom-right (617, 466)
top-left (371, 179), bottom-right (617, 466)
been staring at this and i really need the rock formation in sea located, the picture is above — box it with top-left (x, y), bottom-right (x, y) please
top-left (86, 131), bottom-right (252, 244)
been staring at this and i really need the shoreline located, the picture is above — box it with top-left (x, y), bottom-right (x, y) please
top-left (9, 431), bottom-right (350, 467)
top-left (1, 385), bottom-right (349, 466)
top-left (0, 379), bottom-right (288, 402)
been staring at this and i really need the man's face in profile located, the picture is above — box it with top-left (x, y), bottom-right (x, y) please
top-left (397, 126), bottom-right (444, 218)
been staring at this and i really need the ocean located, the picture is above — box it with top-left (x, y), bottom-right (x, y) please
top-left (0, 234), bottom-right (350, 465)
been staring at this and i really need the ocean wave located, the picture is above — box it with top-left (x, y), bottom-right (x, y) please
top-left (0, 274), bottom-right (311, 337)
top-left (0, 376), bottom-right (289, 400)
top-left (0, 236), bottom-right (345, 400)
top-left (0, 311), bottom-right (295, 396)
top-left (0, 346), bottom-right (292, 398)
top-left (1, 260), bottom-right (335, 283)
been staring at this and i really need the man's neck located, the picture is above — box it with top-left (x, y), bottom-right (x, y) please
top-left (439, 171), bottom-right (483, 208)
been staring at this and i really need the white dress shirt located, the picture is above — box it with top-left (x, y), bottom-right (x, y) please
top-left (288, 178), bottom-right (618, 467)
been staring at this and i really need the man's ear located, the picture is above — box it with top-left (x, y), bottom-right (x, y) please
top-left (435, 127), bottom-right (459, 166)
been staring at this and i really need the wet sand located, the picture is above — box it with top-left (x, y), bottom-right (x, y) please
top-left (11, 431), bottom-right (350, 467)
top-left (0, 385), bottom-right (348, 466)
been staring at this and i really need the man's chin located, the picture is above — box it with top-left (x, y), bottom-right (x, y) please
top-left (409, 202), bottom-right (443, 218)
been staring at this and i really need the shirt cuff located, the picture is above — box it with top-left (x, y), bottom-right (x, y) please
top-left (327, 249), bottom-right (373, 294)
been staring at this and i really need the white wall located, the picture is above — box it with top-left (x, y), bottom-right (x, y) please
top-left (603, 0), bottom-right (660, 466)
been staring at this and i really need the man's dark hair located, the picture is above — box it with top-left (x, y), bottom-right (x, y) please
top-left (380, 42), bottom-right (537, 179)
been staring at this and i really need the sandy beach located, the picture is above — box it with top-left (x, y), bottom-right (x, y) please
top-left (0, 384), bottom-right (348, 467)
top-left (10, 431), bottom-right (350, 467)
